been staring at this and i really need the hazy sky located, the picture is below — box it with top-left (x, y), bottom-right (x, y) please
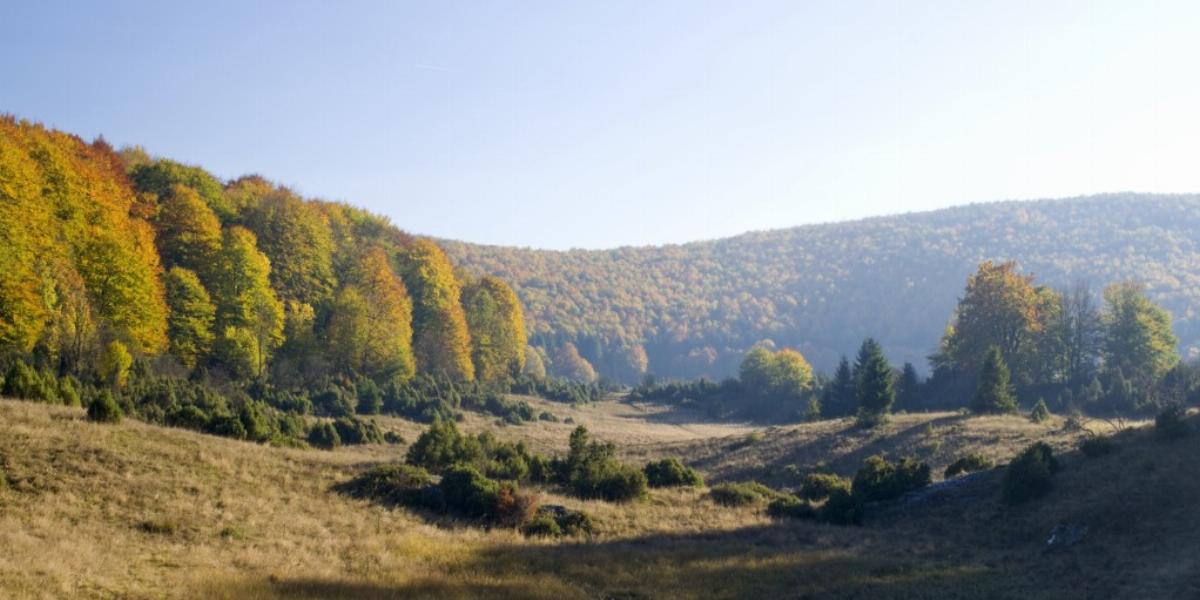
top-left (4, 1), bottom-right (1200, 249)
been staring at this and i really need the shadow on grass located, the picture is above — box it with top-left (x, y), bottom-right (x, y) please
top-left (694, 414), bottom-right (970, 486)
top-left (199, 522), bottom-right (1008, 600)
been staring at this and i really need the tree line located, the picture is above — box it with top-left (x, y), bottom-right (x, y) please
top-left (632, 261), bottom-right (1197, 424)
top-left (0, 117), bottom-right (542, 440)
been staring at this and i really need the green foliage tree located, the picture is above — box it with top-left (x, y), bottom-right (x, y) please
top-left (241, 188), bottom-right (337, 306)
top-left (1102, 281), bottom-right (1179, 386)
top-left (972, 346), bottom-right (1017, 414)
top-left (854, 339), bottom-right (894, 426)
top-left (739, 345), bottom-right (814, 413)
top-left (210, 227), bottom-right (284, 378)
top-left (98, 341), bottom-right (133, 390)
top-left (461, 276), bottom-right (528, 383)
top-left (397, 239), bottom-right (474, 380)
top-left (163, 267), bottom-right (215, 369)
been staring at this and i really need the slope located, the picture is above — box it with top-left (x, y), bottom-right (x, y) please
top-left (3, 396), bottom-right (1195, 599)
top-left (443, 193), bottom-right (1200, 381)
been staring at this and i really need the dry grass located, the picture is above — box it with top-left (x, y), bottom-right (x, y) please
top-left (1, 398), bottom-right (1196, 599)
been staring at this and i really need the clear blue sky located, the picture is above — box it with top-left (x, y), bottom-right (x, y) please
top-left (4, 1), bottom-right (1199, 249)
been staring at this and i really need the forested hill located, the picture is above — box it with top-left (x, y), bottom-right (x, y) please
top-left (442, 194), bottom-right (1200, 382)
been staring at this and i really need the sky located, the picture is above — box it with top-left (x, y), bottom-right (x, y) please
top-left (4, 1), bottom-right (1200, 250)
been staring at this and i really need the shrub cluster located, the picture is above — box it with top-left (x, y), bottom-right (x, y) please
top-left (643, 457), bottom-right (704, 488)
top-left (852, 455), bottom-right (931, 502)
top-left (521, 505), bottom-right (596, 538)
top-left (560, 426), bottom-right (647, 502)
top-left (1002, 442), bottom-right (1059, 504)
top-left (798, 473), bottom-right (851, 501)
top-left (87, 390), bottom-right (123, 423)
top-left (767, 456), bottom-right (931, 526)
top-left (510, 375), bottom-right (606, 404)
top-left (709, 481), bottom-right (783, 506)
top-left (405, 418), bottom-right (546, 483)
top-left (943, 453), bottom-right (993, 478)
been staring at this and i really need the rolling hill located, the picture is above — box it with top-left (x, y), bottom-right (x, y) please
top-left (443, 194), bottom-right (1200, 381)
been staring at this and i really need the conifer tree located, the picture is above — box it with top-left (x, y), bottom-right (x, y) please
top-left (973, 346), bottom-right (1017, 414)
top-left (895, 362), bottom-right (922, 412)
top-left (855, 338), bottom-right (894, 427)
top-left (824, 355), bottom-right (856, 418)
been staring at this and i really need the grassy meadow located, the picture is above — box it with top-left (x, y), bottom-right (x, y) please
top-left (2, 396), bottom-right (1197, 599)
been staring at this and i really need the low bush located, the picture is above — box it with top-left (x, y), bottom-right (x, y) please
top-left (520, 513), bottom-right (562, 537)
top-left (335, 464), bottom-right (434, 506)
top-left (440, 465), bottom-right (502, 519)
top-left (406, 418), bottom-right (484, 472)
top-left (333, 417), bottom-right (384, 445)
top-left (643, 457), bottom-right (704, 488)
top-left (709, 481), bottom-right (780, 506)
top-left (521, 505), bottom-right (596, 537)
top-left (87, 390), bottom-right (122, 423)
top-left (943, 453), bottom-right (993, 478)
top-left (852, 455), bottom-right (930, 502)
top-left (821, 488), bottom-right (865, 525)
top-left (799, 473), bottom-right (851, 501)
top-left (494, 486), bottom-right (540, 528)
top-left (1155, 405), bottom-right (1190, 441)
top-left (307, 422), bottom-right (341, 449)
top-left (1002, 442), bottom-right (1058, 504)
top-left (1079, 434), bottom-right (1116, 458)
top-left (766, 495), bottom-right (817, 520)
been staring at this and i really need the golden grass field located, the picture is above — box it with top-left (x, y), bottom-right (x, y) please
top-left (1, 396), bottom-right (1197, 599)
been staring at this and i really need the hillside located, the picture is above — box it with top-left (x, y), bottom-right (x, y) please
top-left (5, 396), bottom-right (1194, 599)
top-left (443, 194), bottom-right (1200, 381)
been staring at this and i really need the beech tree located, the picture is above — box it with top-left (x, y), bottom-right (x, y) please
top-left (1102, 281), bottom-right (1178, 386)
top-left (155, 184), bottom-right (222, 276)
top-left (327, 248), bottom-right (416, 381)
top-left (163, 267), bottom-right (215, 369)
top-left (242, 188), bottom-right (337, 307)
top-left (462, 275), bottom-right (528, 382)
top-left (211, 227), bottom-right (284, 378)
top-left (397, 239), bottom-right (474, 380)
top-left (936, 261), bottom-right (1043, 382)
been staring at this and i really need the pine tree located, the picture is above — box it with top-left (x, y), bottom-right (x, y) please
top-left (1029, 398), bottom-right (1051, 423)
top-left (895, 362), bottom-right (922, 412)
top-left (855, 338), bottom-right (894, 427)
top-left (825, 355), bottom-right (856, 417)
top-left (972, 346), bottom-right (1017, 414)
